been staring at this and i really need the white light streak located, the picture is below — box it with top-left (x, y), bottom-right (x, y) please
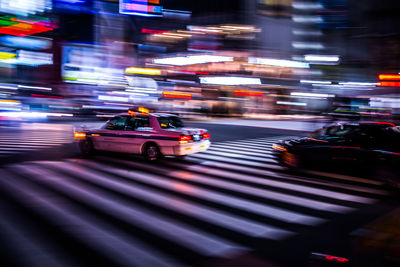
top-left (292, 2), bottom-right (323, 10)
top-left (304, 55), bottom-right (340, 62)
top-left (200, 77), bottom-right (262, 85)
top-left (292, 15), bottom-right (323, 23)
top-left (18, 85), bottom-right (52, 91)
top-left (98, 95), bottom-right (129, 102)
top-left (248, 57), bottom-right (309, 69)
top-left (339, 82), bottom-right (378, 87)
top-left (300, 80), bottom-right (331, 84)
top-left (291, 92), bottom-right (335, 98)
top-left (292, 29), bottom-right (323, 36)
top-left (153, 55), bottom-right (234, 66)
top-left (292, 42), bottom-right (325, 50)
top-left (277, 101), bottom-right (307, 106)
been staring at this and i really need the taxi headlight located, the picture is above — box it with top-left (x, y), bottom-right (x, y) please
top-left (74, 132), bottom-right (86, 140)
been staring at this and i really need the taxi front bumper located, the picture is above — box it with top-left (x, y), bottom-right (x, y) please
top-left (174, 140), bottom-right (211, 156)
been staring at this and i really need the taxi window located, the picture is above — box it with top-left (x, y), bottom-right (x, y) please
top-left (125, 117), bottom-right (151, 131)
top-left (104, 116), bottom-right (127, 130)
top-left (158, 116), bottom-right (184, 129)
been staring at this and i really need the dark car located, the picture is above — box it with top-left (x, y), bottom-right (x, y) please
top-left (272, 122), bottom-right (400, 187)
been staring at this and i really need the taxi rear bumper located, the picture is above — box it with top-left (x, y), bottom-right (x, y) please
top-left (173, 140), bottom-right (211, 156)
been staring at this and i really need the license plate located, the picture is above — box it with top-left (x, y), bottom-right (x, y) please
top-left (193, 135), bottom-right (201, 141)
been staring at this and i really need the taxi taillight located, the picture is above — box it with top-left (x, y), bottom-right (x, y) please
top-left (202, 132), bottom-right (210, 140)
top-left (74, 132), bottom-right (86, 140)
top-left (179, 135), bottom-right (192, 144)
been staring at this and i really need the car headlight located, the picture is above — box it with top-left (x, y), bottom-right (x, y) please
top-left (272, 144), bottom-right (287, 152)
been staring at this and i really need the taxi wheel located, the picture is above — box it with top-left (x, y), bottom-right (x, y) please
top-left (143, 144), bottom-right (161, 161)
top-left (80, 139), bottom-right (95, 156)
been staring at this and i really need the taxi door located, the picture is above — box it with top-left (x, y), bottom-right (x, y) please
top-left (119, 116), bottom-right (153, 154)
top-left (96, 116), bottom-right (128, 152)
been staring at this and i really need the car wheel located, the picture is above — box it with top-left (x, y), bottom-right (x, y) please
top-left (143, 144), bottom-right (161, 161)
top-left (80, 139), bottom-right (95, 156)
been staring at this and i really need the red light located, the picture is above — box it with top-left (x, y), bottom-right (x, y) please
top-left (179, 70), bottom-right (210, 75)
top-left (379, 74), bottom-right (400, 80)
top-left (202, 133), bottom-right (210, 139)
top-left (234, 90), bottom-right (263, 97)
top-left (163, 92), bottom-right (192, 99)
top-left (0, 23), bottom-right (53, 37)
top-left (179, 135), bottom-right (192, 144)
top-left (377, 81), bottom-right (400, 87)
top-left (324, 255), bottom-right (349, 263)
top-left (31, 94), bottom-right (63, 99)
top-left (372, 122), bottom-right (396, 127)
top-left (141, 28), bottom-right (169, 34)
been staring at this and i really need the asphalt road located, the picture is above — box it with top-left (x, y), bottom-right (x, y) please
top-left (0, 121), bottom-right (398, 267)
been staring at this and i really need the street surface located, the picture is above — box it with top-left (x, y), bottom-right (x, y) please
top-left (0, 120), bottom-right (398, 266)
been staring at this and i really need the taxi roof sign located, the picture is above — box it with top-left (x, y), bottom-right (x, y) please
top-left (138, 106), bottom-right (149, 114)
top-left (129, 106), bottom-right (150, 116)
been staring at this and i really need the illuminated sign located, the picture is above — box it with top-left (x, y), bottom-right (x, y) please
top-left (119, 0), bottom-right (163, 17)
top-left (257, 0), bottom-right (293, 17)
top-left (54, 0), bottom-right (92, 13)
top-left (0, 36), bottom-right (51, 50)
top-left (0, 16), bottom-right (53, 37)
top-left (0, 0), bottom-right (52, 16)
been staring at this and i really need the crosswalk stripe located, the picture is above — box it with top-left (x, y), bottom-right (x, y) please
top-left (0, 170), bottom-right (184, 267)
top-left (0, 144), bottom-right (57, 148)
top-left (0, 140), bottom-right (70, 144)
top-left (40, 161), bottom-right (294, 240)
top-left (188, 153), bottom-right (283, 170)
top-left (199, 150), bottom-right (278, 164)
top-left (211, 142), bottom-right (274, 151)
top-left (166, 161), bottom-right (377, 204)
top-left (208, 145), bottom-right (275, 158)
top-left (0, 131), bottom-right (72, 156)
top-left (12, 164), bottom-right (248, 258)
top-left (100, 157), bottom-right (355, 214)
top-left (0, 134), bottom-right (392, 266)
top-left (221, 140), bottom-right (278, 145)
top-left (0, 205), bottom-right (66, 267)
top-left (218, 141), bottom-right (277, 147)
top-left (189, 159), bottom-right (388, 196)
top-left (69, 159), bottom-right (326, 226)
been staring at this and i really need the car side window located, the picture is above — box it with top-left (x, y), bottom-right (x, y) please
top-left (104, 116), bottom-right (127, 130)
top-left (125, 117), bottom-right (151, 131)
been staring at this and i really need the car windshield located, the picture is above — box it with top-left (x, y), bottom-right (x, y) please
top-left (318, 125), bottom-right (360, 139)
top-left (158, 116), bottom-right (184, 129)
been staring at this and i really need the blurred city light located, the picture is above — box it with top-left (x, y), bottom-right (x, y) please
top-left (200, 77), bottom-right (262, 85)
top-left (153, 55), bottom-right (234, 66)
top-left (248, 57), bottom-right (310, 68)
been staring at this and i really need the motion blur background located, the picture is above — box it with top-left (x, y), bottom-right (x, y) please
top-left (1, 0), bottom-right (400, 123)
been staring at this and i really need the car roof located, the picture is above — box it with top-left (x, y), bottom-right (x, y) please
top-left (335, 121), bottom-right (396, 128)
top-left (115, 112), bottom-right (178, 117)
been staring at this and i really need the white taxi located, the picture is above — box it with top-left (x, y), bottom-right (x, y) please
top-left (74, 111), bottom-right (211, 160)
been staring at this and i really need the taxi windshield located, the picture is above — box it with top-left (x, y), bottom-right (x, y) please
top-left (158, 116), bottom-right (184, 129)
